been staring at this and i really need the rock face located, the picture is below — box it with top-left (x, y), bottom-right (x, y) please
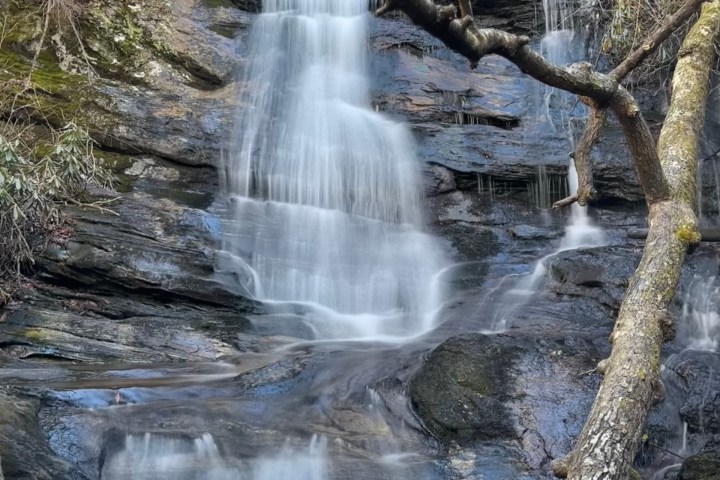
top-left (0, 393), bottom-right (88, 480)
top-left (0, 0), bottom-right (250, 167)
top-left (410, 328), bottom-right (607, 477)
top-left (665, 350), bottom-right (720, 435)
top-left (1, 157), bottom-right (255, 365)
top-left (369, 15), bottom-right (648, 206)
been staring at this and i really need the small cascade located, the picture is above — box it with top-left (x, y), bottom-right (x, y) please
top-left (217, 0), bottom-right (449, 340)
top-left (679, 275), bottom-right (720, 351)
top-left (539, 0), bottom-right (605, 251)
top-left (487, 0), bottom-right (605, 330)
top-left (647, 275), bottom-right (719, 477)
top-left (101, 433), bottom-right (239, 480)
top-left (102, 433), bottom-right (330, 480)
top-left (253, 436), bottom-right (328, 480)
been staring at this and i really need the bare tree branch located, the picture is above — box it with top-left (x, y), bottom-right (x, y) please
top-left (453, 0), bottom-right (473, 19)
top-left (377, 0), bottom-right (705, 209)
top-left (610, 0), bottom-right (707, 81)
top-left (565, 2), bottom-right (720, 478)
top-left (610, 87), bottom-right (671, 204)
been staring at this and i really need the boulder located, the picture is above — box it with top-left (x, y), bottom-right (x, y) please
top-left (410, 329), bottom-right (606, 474)
top-left (410, 334), bottom-right (517, 444)
top-left (665, 350), bottom-right (720, 435)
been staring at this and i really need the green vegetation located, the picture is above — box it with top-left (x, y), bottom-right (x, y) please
top-left (0, 0), bottom-right (116, 303)
top-left (0, 123), bottom-right (113, 279)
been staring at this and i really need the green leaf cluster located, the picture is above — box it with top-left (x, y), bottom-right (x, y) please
top-left (0, 123), bottom-right (113, 276)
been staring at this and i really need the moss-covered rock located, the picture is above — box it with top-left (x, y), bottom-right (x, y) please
top-left (409, 334), bottom-right (518, 444)
top-left (679, 452), bottom-right (720, 480)
top-left (0, 0), bottom-right (247, 166)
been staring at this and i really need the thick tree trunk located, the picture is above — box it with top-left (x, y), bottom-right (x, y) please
top-left (560, 4), bottom-right (720, 477)
top-left (375, 0), bottom-right (720, 477)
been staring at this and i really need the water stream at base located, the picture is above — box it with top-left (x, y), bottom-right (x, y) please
top-left (102, 432), bottom-right (329, 480)
top-left (216, 0), bottom-right (448, 341)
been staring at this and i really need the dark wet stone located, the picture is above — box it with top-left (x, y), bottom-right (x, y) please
top-left (0, 393), bottom-right (88, 480)
top-left (424, 164), bottom-right (457, 196)
top-left (545, 246), bottom-right (641, 317)
top-left (509, 225), bottom-right (559, 240)
top-left (678, 452), bottom-right (720, 480)
top-left (410, 329), bottom-right (603, 465)
top-left (665, 350), bottom-right (720, 436)
top-left (410, 334), bottom-right (517, 444)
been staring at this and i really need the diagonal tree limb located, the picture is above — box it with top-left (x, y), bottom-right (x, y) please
top-left (562, 5), bottom-right (719, 477)
top-left (376, 0), bottom-right (703, 209)
top-left (610, 0), bottom-right (708, 82)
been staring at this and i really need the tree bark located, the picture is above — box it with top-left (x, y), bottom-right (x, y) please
top-left (375, 0), bottom-right (720, 477)
top-left (560, 4), bottom-right (719, 477)
top-left (629, 227), bottom-right (720, 241)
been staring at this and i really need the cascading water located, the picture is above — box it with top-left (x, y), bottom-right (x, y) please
top-left (101, 433), bottom-right (238, 480)
top-left (217, 0), bottom-right (448, 340)
top-left (680, 275), bottom-right (720, 352)
top-left (488, 0), bottom-right (605, 330)
top-left (102, 433), bottom-right (329, 480)
top-left (252, 436), bottom-right (328, 480)
top-left (647, 274), bottom-right (720, 478)
top-left (540, 0), bottom-right (605, 251)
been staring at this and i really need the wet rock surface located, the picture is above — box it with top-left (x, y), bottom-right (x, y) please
top-left (679, 451), bottom-right (720, 480)
top-left (0, 393), bottom-right (87, 480)
top-left (666, 350), bottom-right (720, 436)
top-left (1, 2), bottom-right (719, 480)
top-left (1, 157), bottom-right (256, 365)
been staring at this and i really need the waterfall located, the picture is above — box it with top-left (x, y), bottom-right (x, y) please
top-left (488, 0), bottom-right (606, 330)
top-left (540, 0), bottom-right (605, 250)
top-left (217, 0), bottom-right (448, 340)
top-left (679, 275), bottom-right (720, 351)
top-left (102, 433), bottom-right (329, 480)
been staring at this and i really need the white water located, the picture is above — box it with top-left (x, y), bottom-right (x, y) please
top-left (102, 433), bottom-right (238, 480)
top-left (540, 0), bottom-right (604, 251)
top-left (488, 0), bottom-right (605, 330)
top-left (103, 433), bottom-right (329, 480)
top-left (253, 435), bottom-right (328, 480)
top-left (679, 275), bottom-right (720, 351)
top-left (218, 0), bottom-right (448, 340)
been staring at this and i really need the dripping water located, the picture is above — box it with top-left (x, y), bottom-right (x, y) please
top-left (680, 275), bottom-right (720, 352)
